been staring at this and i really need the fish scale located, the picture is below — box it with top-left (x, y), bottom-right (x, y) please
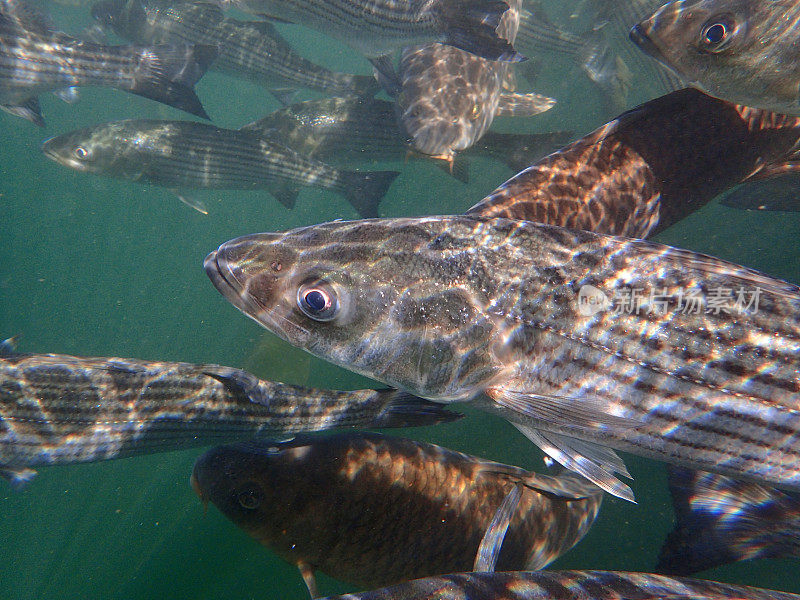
top-left (205, 214), bottom-right (800, 501)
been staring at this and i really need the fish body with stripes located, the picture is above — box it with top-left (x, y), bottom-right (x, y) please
top-left (90, 0), bottom-right (378, 101)
top-left (0, 0), bottom-right (214, 125)
top-left (0, 339), bottom-right (458, 487)
top-left (191, 432), bottom-right (601, 596)
top-left (314, 570), bottom-right (800, 600)
top-left (227, 0), bottom-right (523, 63)
top-left (205, 214), bottom-right (800, 502)
top-left (40, 119), bottom-right (399, 217)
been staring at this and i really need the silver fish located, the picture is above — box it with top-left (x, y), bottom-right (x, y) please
top-left (630, 0), bottom-right (800, 115)
top-left (314, 570), bottom-right (800, 600)
top-left (41, 119), bottom-right (399, 217)
top-left (205, 215), bottom-right (800, 502)
top-left (241, 96), bottom-right (572, 177)
top-left (91, 0), bottom-right (378, 100)
top-left (0, 338), bottom-right (459, 487)
top-left (191, 432), bottom-right (601, 595)
top-left (228, 0), bottom-right (524, 62)
top-left (0, 0), bottom-right (215, 125)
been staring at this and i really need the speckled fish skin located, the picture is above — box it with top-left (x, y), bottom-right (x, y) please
top-left (316, 570), bottom-right (800, 600)
top-left (228, 0), bottom-right (523, 62)
top-left (656, 467), bottom-right (800, 575)
top-left (191, 432), bottom-right (601, 590)
top-left (630, 0), bottom-right (800, 114)
top-left (40, 119), bottom-right (399, 218)
top-left (205, 215), bottom-right (800, 501)
top-left (0, 348), bottom-right (460, 485)
top-left (468, 88), bottom-right (800, 238)
top-left (0, 0), bottom-right (215, 121)
top-left (396, 0), bottom-right (553, 159)
top-left (90, 0), bottom-right (378, 99)
top-left (242, 96), bottom-right (571, 171)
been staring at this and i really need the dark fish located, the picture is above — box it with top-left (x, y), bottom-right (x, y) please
top-left (241, 96), bottom-right (572, 176)
top-left (0, 0), bottom-right (215, 124)
top-left (40, 119), bottom-right (399, 218)
top-left (720, 174), bottom-right (800, 212)
top-left (0, 339), bottom-right (459, 487)
top-left (657, 467), bottom-right (800, 575)
top-left (91, 0), bottom-right (378, 100)
top-left (468, 88), bottom-right (800, 238)
top-left (313, 570), bottom-right (800, 600)
top-left (205, 214), bottom-right (800, 502)
top-left (229, 0), bottom-right (524, 62)
top-left (392, 0), bottom-right (554, 160)
top-left (630, 0), bottom-right (800, 114)
top-left (191, 432), bottom-right (601, 594)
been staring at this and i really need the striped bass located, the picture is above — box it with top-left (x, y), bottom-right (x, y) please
top-left (0, 339), bottom-right (459, 487)
top-left (40, 119), bottom-right (399, 218)
top-left (205, 215), bottom-right (800, 502)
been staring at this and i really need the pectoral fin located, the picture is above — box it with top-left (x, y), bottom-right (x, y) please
top-left (513, 423), bottom-right (635, 502)
top-left (174, 192), bottom-right (209, 215)
top-left (474, 483), bottom-right (523, 572)
top-left (0, 336), bottom-right (20, 357)
top-left (297, 561), bottom-right (319, 598)
top-left (496, 92), bottom-right (556, 117)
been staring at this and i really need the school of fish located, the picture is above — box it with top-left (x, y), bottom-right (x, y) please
top-left (4, 0), bottom-right (800, 597)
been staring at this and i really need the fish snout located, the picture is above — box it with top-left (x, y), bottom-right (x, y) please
top-left (629, 23), bottom-right (660, 59)
top-left (189, 468), bottom-right (209, 513)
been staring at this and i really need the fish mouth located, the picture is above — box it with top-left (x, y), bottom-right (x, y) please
top-left (41, 138), bottom-right (90, 171)
top-left (204, 246), bottom-right (252, 315)
top-left (629, 23), bottom-right (668, 67)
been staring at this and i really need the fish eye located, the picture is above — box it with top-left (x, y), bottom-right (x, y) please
top-left (236, 488), bottom-right (262, 510)
top-left (700, 15), bottom-right (736, 51)
top-left (296, 281), bottom-right (339, 322)
top-left (72, 145), bottom-right (90, 160)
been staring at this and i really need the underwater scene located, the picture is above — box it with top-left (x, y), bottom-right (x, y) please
top-left (2, 0), bottom-right (800, 598)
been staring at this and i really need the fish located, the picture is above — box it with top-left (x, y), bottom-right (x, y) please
top-left (656, 467), bottom-right (800, 575)
top-left (468, 88), bottom-right (800, 238)
top-left (40, 119), bottom-right (400, 218)
top-left (630, 0), bottom-right (800, 115)
top-left (241, 96), bottom-right (572, 177)
top-left (720, 175), bottom-right (800, 212)
top-left (0, 0), bottom-right (215, 124)
top-left (90, 0), bottom-right (379, 101)
top-left (191, 432), bottom-right (602, 595)
top-left (515, 4), bottom-right (631, 112)
top-left (205, 214), bottom-right (800, 503)
top-left (389, 0), bottom-right (554, 161)
top-left (228, 0), bottom-right (524, 63)
top-left (0, 338), bottom-right (460, 487)
top-left (312, 570), bottom-right (800, 600)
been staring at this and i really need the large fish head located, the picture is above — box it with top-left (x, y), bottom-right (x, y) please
top-left (205, 217), bottom-right (502, 400)
top-left (191, 442), bottom-right (302, 537)
top-left (41, 120), bottom-right (159, 180)
top-left (630, 0), bottom-right (796, 109)
top-left (398, 44), bottom-right (503, 158)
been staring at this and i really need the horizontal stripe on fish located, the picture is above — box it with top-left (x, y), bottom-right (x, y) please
top-left (204, 215), bottom-right (800, 501)
top-left (0, 341), bottom-right (460, 487)
top-left (191, 432), bottom-right (601, 593)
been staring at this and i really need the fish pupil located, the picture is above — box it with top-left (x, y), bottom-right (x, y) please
top-left (703, 23), bottom-right (727, 44)
top-left (304, 289), bottom-right (328, 312)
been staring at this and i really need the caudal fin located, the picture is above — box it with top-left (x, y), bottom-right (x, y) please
top-left (656, 467), bottom-right (800, 575)
top-left (437, 0), bottom-right (525, 62)
top-left (339, 169), bottom-right (400, 218)
top-left (128, 44), bottom-right (217, 119)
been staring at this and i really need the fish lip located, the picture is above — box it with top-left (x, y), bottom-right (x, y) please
top-left (629, 23), bottom-right (668, 67)
top-left (41, 138), bottom-right (86, 171)
top-left (204, 247), bottom-right (250, 314)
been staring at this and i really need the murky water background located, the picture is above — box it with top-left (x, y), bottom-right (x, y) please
top-left (2, 3), bottom-right (800, 598)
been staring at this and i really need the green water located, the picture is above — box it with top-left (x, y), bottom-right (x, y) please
top-left (2, 3), bottom-right (800, 599)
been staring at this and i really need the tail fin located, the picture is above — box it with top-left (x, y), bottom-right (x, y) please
top-left (370, 390), bottom-right (463, 428)
top-left (437, 0), bottom-right (525, 62)
top-left (128, 44), bottom-right (217, 119)
top-left (339, 169), bottom-right (400, 218)
top-left (656, 467), bottom-right (800, 575)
